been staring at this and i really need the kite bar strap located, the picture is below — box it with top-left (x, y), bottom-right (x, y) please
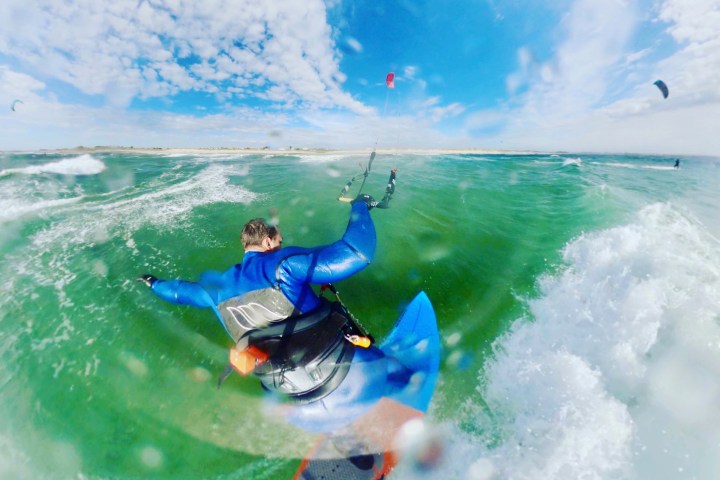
top-left (337, 151), bottom-right (375, 202)
top-left (321, 283), bottom-right (373, 342)
top-left (337, 165), bottom-right (397, 209)
top-left (374, 168), bottom-right (397, 209)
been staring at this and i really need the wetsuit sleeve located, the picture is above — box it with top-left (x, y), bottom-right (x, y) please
top-left (280, 202), bottom-right (376, 284)
top-left (150, 279), bottom-right (216, 309)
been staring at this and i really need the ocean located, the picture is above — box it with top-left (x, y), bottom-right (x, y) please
top-left (0, 150), bottom-right (718, 479)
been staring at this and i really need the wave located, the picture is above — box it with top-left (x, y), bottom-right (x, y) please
top-left (562, 157), bottom-right (583, 167)
top-left (0, 154), bottom-right (107, 177)
top-left (593, 161), bottom-right (676, 171)
top-left (25, 164), bottom-right (261, 253)
top-left (433, 203), bottom-right (720, 479)
top-left (0, 196), bottom-right (83, 223)
top-left (297, 154), bottom-right (365, 164)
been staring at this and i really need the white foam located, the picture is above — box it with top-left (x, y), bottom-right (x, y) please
top-left (186, 153), bottom-right (252, 161)
top-left (0, 195), bottom-right (82, 223)
top-left (431, 203), bottom-right (720, 479)
top-left (0, 163), bottom-right (261, 363)
top-left (0, 166), bottom-right (88, 223)
top-left (28, 163), bottom-right (260, 252)
top-left (0, 154), bottom-right (106, 176)
top-left (0, 155), bottom-right (108, 223)
top-left (593, 161), bottom-right (676, 171)
top-left (562, 157), bottom-right (583, 166)
top-left (297, 153), bottom-right (366, 164)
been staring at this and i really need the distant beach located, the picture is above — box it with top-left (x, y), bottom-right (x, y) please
top-left (37, 146), bottom-right (542, 156)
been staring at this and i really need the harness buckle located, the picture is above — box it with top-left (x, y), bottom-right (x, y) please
top-left (344, 333), bottom-right (372, 348)
top-left (229, 345), bottom-right (269, 375)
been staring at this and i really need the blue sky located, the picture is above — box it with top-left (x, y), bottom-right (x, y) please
top-left (1, 0), bottom-right (719, 154)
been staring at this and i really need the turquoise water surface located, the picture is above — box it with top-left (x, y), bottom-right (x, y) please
top-left (1, 151), bottom-right (719, 479)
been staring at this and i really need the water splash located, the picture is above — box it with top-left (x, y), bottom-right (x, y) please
top-left (0, 154), bottom-right (106, 176)
top-left (438, 203), bottom-right (720, 479)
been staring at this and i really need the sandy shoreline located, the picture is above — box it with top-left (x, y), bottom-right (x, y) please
top-left (35, 146), bottom-right (543, 156)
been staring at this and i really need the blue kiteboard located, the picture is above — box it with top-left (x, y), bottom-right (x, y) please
top-left (293, 291), bottom-right (440, 479)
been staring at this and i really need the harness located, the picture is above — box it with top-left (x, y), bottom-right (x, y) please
top-left (219, 299), bottom-right (369, 404)
top-left (253, 300), bottom-right (356, 403)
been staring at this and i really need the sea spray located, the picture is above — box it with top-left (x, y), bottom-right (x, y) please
top-left (435, 203), bottom-right (720, 480)
top-left (0, 154), bottom-right (106, 176)
top-left (1, 152), bottom-right (718, 479)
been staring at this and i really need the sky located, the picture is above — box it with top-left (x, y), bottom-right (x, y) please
top-left (1, 0), bottom-right (719, 155)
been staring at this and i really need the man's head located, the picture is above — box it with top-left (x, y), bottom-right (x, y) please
top-left (241, 218), bottom-right (283, 252)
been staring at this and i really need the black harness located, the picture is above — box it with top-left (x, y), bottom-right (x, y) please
top-left (245, 299), bottom-right (361, 404)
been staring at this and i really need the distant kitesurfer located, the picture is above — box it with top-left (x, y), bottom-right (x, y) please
top-left (674, 158), bottom-right (680, 169)
top-left (137, 193), bottom-right (400, 404)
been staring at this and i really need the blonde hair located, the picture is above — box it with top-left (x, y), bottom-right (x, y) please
top-left (241, 218), bottom-right (278, 249)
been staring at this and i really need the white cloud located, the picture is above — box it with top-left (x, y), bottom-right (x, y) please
top-left (421, 96), bottom-right (441, 108)
top-left (403, 65), bottom-right (418, 80)
top-left (0, 67), bottom-right (465, 152)
top-left (517, 0), bottom-right (638, 120)
top-left (0, 89), bottom-right (292, 150)
top-left (624, 48), bottom-right (651, 65)
top-left (489, 0), bottom-right (720, 155)
top-left (463, 109), bottom-right (510, 132)
top-left (342, 37), bottom-right (363, 54)
top-left (655, 0), bottom-right (720, 103)
top-left (2, 0), bottom-right (719, 154)
top-left (431, 102), bottom-right (466, 122)
top-left (0, 66), bottom-right (46, 99)
top-left (659, 0), bottom-right (720, 43)
top-left (0, 0), bottom-right (367, 112)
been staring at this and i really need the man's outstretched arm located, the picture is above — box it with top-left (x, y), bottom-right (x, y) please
top-left (279, 200), bottom-right (377, 285)
top-left (137, 275), bottom-right (215, 309)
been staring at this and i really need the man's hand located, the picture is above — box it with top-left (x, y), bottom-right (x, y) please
top-left (137, 274), bottom-right (157, 287)
top-left (351, 193), bottom-right (378, 210)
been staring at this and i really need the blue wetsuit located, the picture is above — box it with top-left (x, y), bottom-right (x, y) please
top-left (149, 202), bottom-right (376, 344)
top-left (146, 202), bottom-right (412, 431)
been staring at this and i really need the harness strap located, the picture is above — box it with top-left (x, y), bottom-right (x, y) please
top-left (217, 297), bottom-right (374, 402)
top-left (253, 304), bottom-right (357, 403)
top-left (239, 300), bottom-right (331, 349)
top-left (217, 300), bottom-right (333, 387)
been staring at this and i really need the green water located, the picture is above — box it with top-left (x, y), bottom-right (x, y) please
top-left (1, 151), bottom-right (717, 479)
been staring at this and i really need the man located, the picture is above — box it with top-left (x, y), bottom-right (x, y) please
top-left (137, 194), bottom-right (383, 404)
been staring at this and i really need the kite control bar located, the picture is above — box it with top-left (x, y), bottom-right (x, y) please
top-left (337, 72), bottom-right (397, 206)
top-left (337, 154), bottom-right (396, 209)
top-left (337, 151), bottom-right (375, 202)
top-left (375, 168), bottom-right (396, 209)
